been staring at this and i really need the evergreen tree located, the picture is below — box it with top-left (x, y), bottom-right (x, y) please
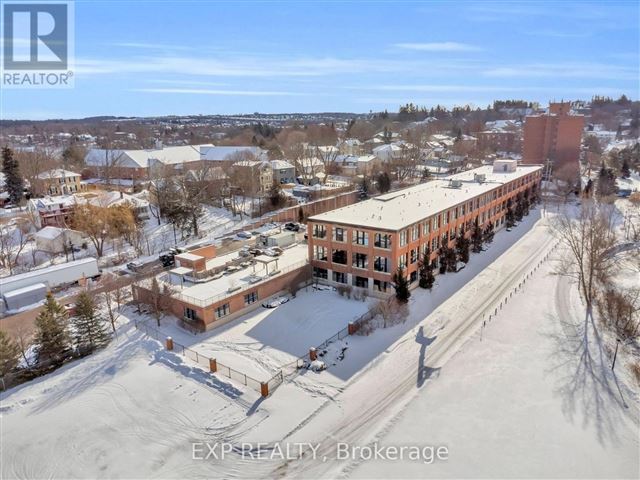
top-left (483, 222), bottom-right (495, 244)
top-left (445, 246), bottom-right (458, 272)
top-left (471, 218), bottom-right (484, 253)
top-left (438, 248), bottom-right (448, 274)
top-left (621, 158), bottom-right (631, 179)
top-left (376, 171), bottom-right (391, 193)
top-left (418, 249), bottom-right (435, 289)
top-left (455, 234), bottom-right (470, 264)
top-left (505, 200), bottom-right (516, 228)
top-left (514, 193), bottom-right (524, 221)
top-left (392, 266), bottom-right (411, 303)
top-left (34, 293), bottom-right (71, 366)
top-left (1, 147), bottom-right (24, 204)
top-left (72, 292), bottom-right (110, 355)
top-left (268, 181), bottom-right (285, 208)
top-left (0, 330), bottom-right (20, 378)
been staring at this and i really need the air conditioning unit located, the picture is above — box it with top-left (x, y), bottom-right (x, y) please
top-left (449, 179), bottom-right (463, 188)
top-left (474, 173), bottom-right (486, 183)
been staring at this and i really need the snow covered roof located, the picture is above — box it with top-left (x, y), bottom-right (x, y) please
top-left (84, 144), bottom-right (212, 168)
top-left (310, 164), bottom-right (543, 231)
top-left (200, 146), bottom-right (265, 162)
top-left (36, 169), bottom-right (81, 179)
top-left (270, 160), bottom-right (295, 170)
top-left (34, 226), bottom-right (81, 240)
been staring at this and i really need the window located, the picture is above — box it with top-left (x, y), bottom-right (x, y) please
top-left (216, 303), bottom-right (230, 319)
top-left (313, 246), bottom-right (327, 261)
top-left (431, 237), bottom-right (438, 251)
top-left (374, 233), bottom-right (391, 248)
top-left (374, 279), bottom-right (388, 292)
top-left (354, 276), bottom-right (368, 288)
top-left (353, 252), bottom-right (368, 269)
top-left (332, 249), bottom-right (347, 264)
top-left (184, 307), bottom-right (198, 321)
top-left (244, 292), bottom-right (258, 305)
top-left (313, 267), bottom-right (328, 279)
top-left (411, 225), bottom-right (419, 242)
top-left (333, 227), bottom-right (345, 242)
top-left (398, 253), bottom-right (408, 269)
top-left (313, 224), bottom-right (326, 238)
top-left (410, 248), bottom-right (418, 264)
top-left (374, 256), bottom-right (390, 273)
top-left (422, 220), bottom-right (430, 236)
top-left (399, 230), bottom-right (407, 247)
top-left (410, 271), bottom-right (418, 283)
top-left (333, 271), bottom-right (347, 284)
top-left (353, 230), bottom-right (368, 246)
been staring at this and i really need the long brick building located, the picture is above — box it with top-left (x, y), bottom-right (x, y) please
top-left (307, 161), bottom-right (543, 292)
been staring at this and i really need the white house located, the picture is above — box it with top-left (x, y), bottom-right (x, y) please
top-left (35, 226), bottom-right (85, 254)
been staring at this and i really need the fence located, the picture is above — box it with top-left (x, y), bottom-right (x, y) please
top-left (134, 319), bottom-right (284, 397)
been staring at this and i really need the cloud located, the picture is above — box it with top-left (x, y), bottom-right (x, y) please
top-left (393, 42), bottom-right (482, 52)
top-left (482, 62), bottom-right (638, 80)
top-left (131, 87), bottom-right (304, 96)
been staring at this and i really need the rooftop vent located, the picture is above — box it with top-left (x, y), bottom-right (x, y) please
top-left (449, 179), bottom-right (463, 188)
top-left (474, 173), bottom-right (486, 183)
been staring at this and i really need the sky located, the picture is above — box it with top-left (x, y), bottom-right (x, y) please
top-left (1, 0), bottom-right (639, 119)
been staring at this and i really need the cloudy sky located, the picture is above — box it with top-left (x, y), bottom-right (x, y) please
top-left (2, 0), bottom-right (638, 119)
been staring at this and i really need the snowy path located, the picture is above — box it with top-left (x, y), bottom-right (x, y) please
top-left (278, 213), bottom-right (562, 478)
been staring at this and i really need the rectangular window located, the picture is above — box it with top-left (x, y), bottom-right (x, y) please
top-left (313, 267), bottom-right (328, 279)
top-left (216, 303), bottom-right (230, 319)
top-left (398, 253), bottom-right (408, 269)
top-left (244, 292), bottom-right (258, 305)
top-left (313, 245), bottom-right (327, 261)
top-left (184, 307), bottom-right (198, 321)
top-left (353, 252), bottom-right (368, 269)
top-left (374, 279), bottom-right (388, 292)
top-left (422, 220), bottom-right (430, 236)
top-left (411, 225), bottom-right (419, 242)
top-left (374, 256), bottom-right (390, 273)
top-left (353, 276), bottom-right (368, 288)
top-left (374, 233), bottom-right (391, 248)
top-left (333, 227), bottom-right (345, 242)
top-left (410, 248), bottom-right (418, 264)
top-left (332, 249), bottom-right (347, 264)
top-left (332, 271), bottom-right (347, 284)
top-left (399, 230), bottom-right (407, 247)
top-left (313, 224), bottom-right (326, 238)
top-left (353, 230), bottom-right (368, 246)
top-left (410, 270), bottom-right (418, 283)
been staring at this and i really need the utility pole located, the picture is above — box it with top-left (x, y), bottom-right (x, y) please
top-left (612, 338), bottom-right (621, 371)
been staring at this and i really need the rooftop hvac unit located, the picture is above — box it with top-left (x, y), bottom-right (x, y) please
top-left (474, 173), bottom-right (486, 183)
top-left (449, 179), bottom-right (463, 188)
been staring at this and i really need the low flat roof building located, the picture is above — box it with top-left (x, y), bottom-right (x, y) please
top-left (307, 162), bottom-right (543, 293)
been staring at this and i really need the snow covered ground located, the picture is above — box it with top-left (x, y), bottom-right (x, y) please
top-left (155, 287), bottom-right (373, 380)
top-left (2, 204), bottom-right (638, 479)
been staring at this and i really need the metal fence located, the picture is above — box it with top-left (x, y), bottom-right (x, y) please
top-left (134, 319), bottom-right (283, 396)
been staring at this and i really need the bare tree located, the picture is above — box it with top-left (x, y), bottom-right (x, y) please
top-left (552, 201), bottom-right (618, 310)
top-left (0, 218), bottom-right (31, 275)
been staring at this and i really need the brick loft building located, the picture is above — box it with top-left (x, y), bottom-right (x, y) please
top-left (307, 160), bottom-right (543, 293)
top-left (522, 102), bottom-right (584, 179)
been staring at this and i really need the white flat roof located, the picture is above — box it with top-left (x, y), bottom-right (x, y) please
top-left (176, 252), bottom-right (203, 262)
top-left (310, 165), bottom-right (542, 231)
top-left (177, 244), bottom-right (308, 303)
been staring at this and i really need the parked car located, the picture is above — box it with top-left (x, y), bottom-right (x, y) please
top-left (248, 247), bottom-right (264, 256)
top-left (237, 231), bottom-right (253, 239)
top-left (264, 247), bottom-right (283, 257)
top-left (238, 247), bottom-right (251, 257)
top-left (127, 261), bottom-right (144, 272)
top-left (262, 296), bottom-right (290, 308)
top-left (284, 222), bottom-right (301, 232)
top-left (159, 253), bottom-right (175, 267)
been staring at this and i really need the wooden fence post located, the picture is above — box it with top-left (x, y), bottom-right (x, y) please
top-left (309, 348), bottom-right (317, 361)
top-left (165, 337), bottom-right (174, 351)
top-left (261, 382), bottom-right (269, 397)
top-left (209, 358), bottom-right (217, 373)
